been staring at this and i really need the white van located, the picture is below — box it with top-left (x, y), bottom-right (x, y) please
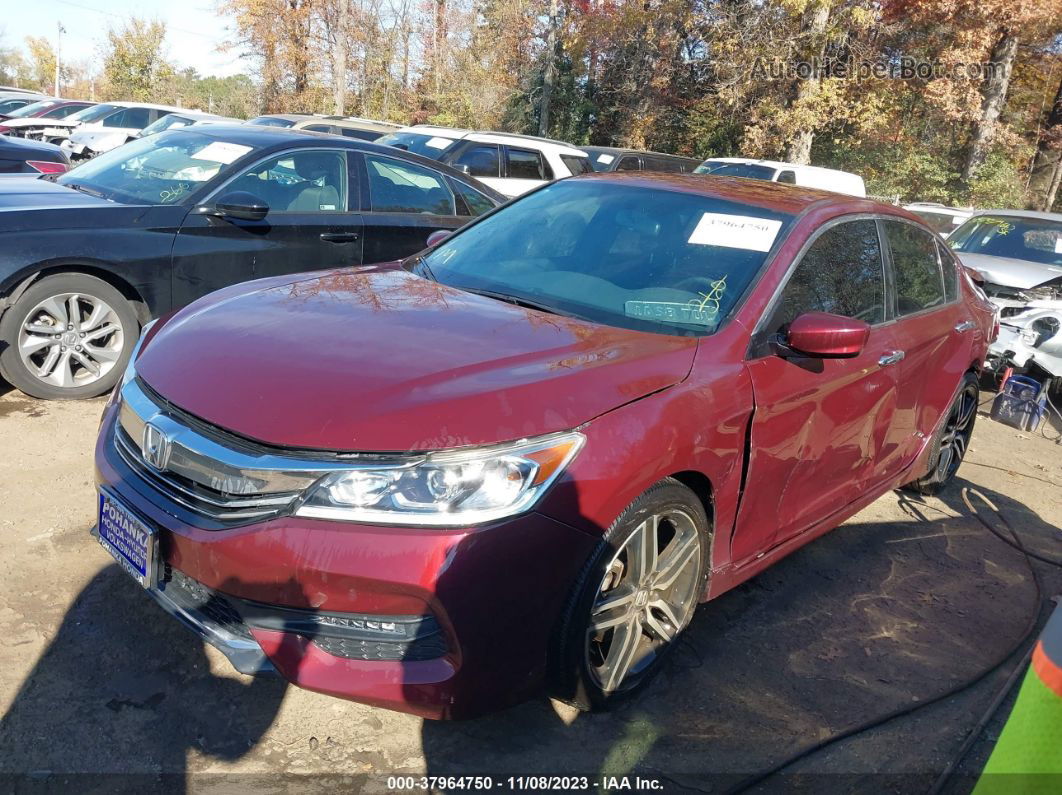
top-left (695, 157), bottom-right (867, 197)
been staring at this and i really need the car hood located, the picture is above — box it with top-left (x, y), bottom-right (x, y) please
top-left (136, 268), bottom-right (698, 452)
top-left (957, 252), bottom-right (1062, 290)
top-left (0, 177), bottom-right (115, 212)
top-left (1, 117), bottom-right (59, 129)
top-left (31, 118), bottom-right (81, 130)
top-left (71, 128), bottom-right (126, 147)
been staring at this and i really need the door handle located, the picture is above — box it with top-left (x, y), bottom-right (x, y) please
top-left (879, 350), bottom-right (905, 366)
top-left (320, 232), bottom-right (360, 243)
top-left (954, 320), bottom-right (976, 332)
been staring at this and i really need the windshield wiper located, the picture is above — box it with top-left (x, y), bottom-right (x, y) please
top-left (407, 254), bottom-right (437, 282)
top-left (460, 287), bottom-right (568, 317)
top-left (63, 182), bottom-right (108, 199)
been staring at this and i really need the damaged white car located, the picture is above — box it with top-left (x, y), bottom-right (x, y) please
top-left (949, 210), bottom-right (1062, 390)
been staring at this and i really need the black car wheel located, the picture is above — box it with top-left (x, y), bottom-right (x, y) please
top-left (551, 478), bottom-right (710, 711)
top-left (903, 371), bottom-right (980, 495)
top-left (0, 273), bottom-right (139, 400)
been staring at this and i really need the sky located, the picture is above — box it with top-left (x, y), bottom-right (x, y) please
top-left (2, 0), bottom-right (248, 78)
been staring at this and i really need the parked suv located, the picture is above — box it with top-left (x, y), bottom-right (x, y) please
top-left (378, 125), bottom-right (592, 197)
top-left (92, 174), bottom-right (994, 718)
top-left (583, 146), bottom-right (700, 173)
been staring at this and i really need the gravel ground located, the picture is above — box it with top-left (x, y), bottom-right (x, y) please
top-left (0, 380), bottom-right (1059, 793)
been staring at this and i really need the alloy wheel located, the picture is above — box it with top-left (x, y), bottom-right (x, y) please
top-left (17, 292), bottom-right (125, 389)
top-left (934, 381), bottom-right (978, 482)
top-left (586, 509), bottom-right (702, 693)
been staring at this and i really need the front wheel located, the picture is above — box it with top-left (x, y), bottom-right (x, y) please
top-left (551, 479), bottom-right (710, 711)
top-left (0, 273), bottom-right (139, 400)
top-left (903, 372), bottom-right (980, 495)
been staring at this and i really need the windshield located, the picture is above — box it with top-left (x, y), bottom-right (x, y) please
top-left (376, 131), bottom-right (458, 158)
top-left (0, 98), bottom-right (31, 114)
top-left (57, 130), bottom-right (256, 205)
top-left (139, 114), bottom-right (194, 136)
top-left (908, 209), bottom-right (965, 236)
top-left (64, 103), bottom-right (118, 124)
top-left (6, 100), bottom-right (59, 118)
top-left (419, 179), bottom-right (793, 336)
top-left (246, 116), bottom-right (295, 127)
top-left (949, 215), bottom-right (1062, 267)
top-left (694, 161), bottom-right (777, 180)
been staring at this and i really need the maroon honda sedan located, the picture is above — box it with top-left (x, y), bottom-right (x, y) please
top-left (92, 174), bottom-right (995, 718)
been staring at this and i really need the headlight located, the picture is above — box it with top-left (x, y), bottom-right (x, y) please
top-left (295, 432), bottom-right (585, 526)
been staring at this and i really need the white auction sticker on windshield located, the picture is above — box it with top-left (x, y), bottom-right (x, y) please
top-left (597, 153), bottom-right (615, 164)
top-left (688, 213), bottom-right (782, 252)
top-left (191, 142), bottom-right (253, 164)
top-left (425, 136), bottom-right (455, 150)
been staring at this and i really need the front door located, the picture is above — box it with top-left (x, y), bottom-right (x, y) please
top-left (733, 218), bottom-right (903, 562)
top-left (170, 148), bottom-right (363, 308)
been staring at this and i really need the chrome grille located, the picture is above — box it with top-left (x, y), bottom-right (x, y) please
top-left (113, 378), bottom-right (352, 524)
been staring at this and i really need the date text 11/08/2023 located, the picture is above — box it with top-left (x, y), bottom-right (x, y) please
top-left (385, 776), bottom-right (665, 790)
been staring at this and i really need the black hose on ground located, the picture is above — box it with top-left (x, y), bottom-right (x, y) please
top-left (724, 487), bottom-right (1051, 795)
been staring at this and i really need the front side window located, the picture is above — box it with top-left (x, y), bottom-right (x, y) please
top-left (57, 130), bottom-right (263, 205)
top-left (616, 156), bottom-right (641, 172)
top-left (507, 148), bottom-right (551, 180)
top-left (643, 156), bottom-right (684, 173)
top-left (885, 220), bottom-right (945, 315)
top-left (365, 154), bottom-right (455, 215)
top-left (230, 150), bottom-right (348, 213)
top-left (776, 170), bottom-right (796, 184)
top-left (418, 179), bottom-right (794, 336)
top-left (767, 219), bottom-right (885, 333)
top-left (949, 215), bottom-right (1062, 267)
top-left (451, 144), bottom-right (500, 178)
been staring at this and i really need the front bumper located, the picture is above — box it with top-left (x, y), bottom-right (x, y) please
top-left (93, 403), bottom-right (598, 718)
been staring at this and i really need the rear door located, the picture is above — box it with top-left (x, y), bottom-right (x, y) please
top-left (881, 219), bottom-right (970, 464)
top-left (499, 146), bottom-right (553, 196)
top-left (358, 151), bottom-right (468, 263)
top-left (733, 217), bottom-right (904, 561)
top-left (170, 146), bottom-right (363, 307)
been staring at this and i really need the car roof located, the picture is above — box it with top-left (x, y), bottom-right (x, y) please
top-left (576, 171), bottom-right (906, 217)
top-left (250, 113), bottom-right (318, 121)
top-left (583, 145), bottom-right (698, 161)
top-left (103, 101), bottom-right (195, 112)
top-left (294, 117), bottom-right (400, 132)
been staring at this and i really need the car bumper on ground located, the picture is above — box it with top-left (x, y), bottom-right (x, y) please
top-left (93, 403), bottom-right (599, 719)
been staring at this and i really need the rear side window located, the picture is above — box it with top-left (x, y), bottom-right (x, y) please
top-left (937, 240), bottom-right (959, 302)
top-left (507, 148), bottom-right (551, 180)
top-left (884, 220), bottom-right (946, 315)
top-left (452, 144), bottom-right (500, 178)
top-left (560, 154), bottom-right (593, 175)
top-left (365, 154), bottom-right (455, 215)
top-left (302, 123), bottom-right (333, 133)
top-left (451, 179), bottom-right (495, 217)
top-left (768, 219), bottom-right (886, 332)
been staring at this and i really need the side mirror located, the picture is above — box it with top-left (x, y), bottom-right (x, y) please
top-left (202, 191), bottom-right (269, 221)
top-left (454, 163), bottom-right (471, 175)
top-left (426, 229), bottom-right (452, 248)
top-left (784, 312), bottom-right (870, 358)
top-left (964, 266), bottom-right (986, 286)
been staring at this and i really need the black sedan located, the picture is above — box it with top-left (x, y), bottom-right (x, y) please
top-left (0, 125), bottom-right (504, 399)
top-left (0, 135), bottom-right (70, 176)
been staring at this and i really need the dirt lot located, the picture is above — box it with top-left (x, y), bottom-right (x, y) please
top-left (0, 379), bottom-right (1060, 793)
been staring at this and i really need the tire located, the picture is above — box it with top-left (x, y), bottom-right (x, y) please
top-left (0, 273), bottom-right (139, 400)
top-left (903, 371), bottom-right (980, 496)
top-left (550, 478), bottom-right (710, 711)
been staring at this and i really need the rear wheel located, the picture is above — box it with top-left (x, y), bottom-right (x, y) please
top-left (903, 372), bottom-right (979, 495)
top-left (551, 479), bottom-right (709, 711)
top-left (0, 273), bottom-right (138, 400)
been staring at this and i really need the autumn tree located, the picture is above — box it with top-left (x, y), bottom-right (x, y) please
top-left (100, 18), bottom-right (174, 101)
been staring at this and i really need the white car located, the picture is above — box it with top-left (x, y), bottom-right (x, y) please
top-left (377, 125), bottom-right (592, 198)
top-left (694, 157), bottom-right (867, 197)
top-left (904, 203), bottom-right (973, 238)
top-left (135, 111), bottom-right (239, 138)
top-left (58, 102), bottom-right (192, 160)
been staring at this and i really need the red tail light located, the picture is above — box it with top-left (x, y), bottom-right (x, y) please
top-left (26, 160), bottom-right (68, 174)
top-left (0, 125), bottom-right (10, 133)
